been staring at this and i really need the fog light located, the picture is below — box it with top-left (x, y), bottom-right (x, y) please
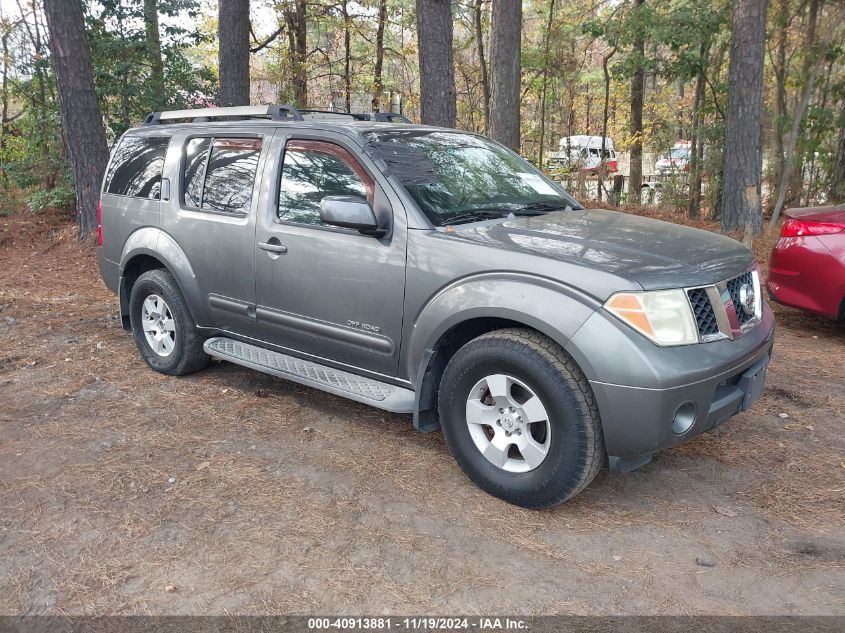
top-left (672, 402), bottom-right (697, 435)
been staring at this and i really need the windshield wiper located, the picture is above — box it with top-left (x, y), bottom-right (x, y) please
top-left (516, 201), bottom-right (572, 213)
top-left (442, 209), bottom-right (512, 225)
top-left (442, 202), bottom-right (569, 226)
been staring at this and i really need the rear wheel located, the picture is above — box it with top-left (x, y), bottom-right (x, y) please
top-left (438, 328), bottom-right (605, 508)
top-left (129, 268), bottom-right (209, 375)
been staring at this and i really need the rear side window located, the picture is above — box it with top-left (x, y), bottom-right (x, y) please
top-left (104, 136), bottom-right (170, 199)
top-left (181, 137), bottom-right (262, 215)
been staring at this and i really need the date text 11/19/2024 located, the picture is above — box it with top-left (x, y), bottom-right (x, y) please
top-left (308, 617), bottom-right (529, 630)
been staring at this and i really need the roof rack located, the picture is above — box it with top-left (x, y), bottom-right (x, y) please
top-left (299, 109), bottom-right (362, 120)
top-left (366, 112), bottom-right (411, 123)
top-left (142, 104), bottom-right (304, 126)
top-left (299, 109), bottom-right (411, 124)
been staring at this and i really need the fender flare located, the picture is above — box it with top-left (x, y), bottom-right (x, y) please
top-left (405, 272), bottom-right (601, 379)
top-left (405, 273), bottom-right (601, 430)
top-left (118, 227), bottom-right (209, 326)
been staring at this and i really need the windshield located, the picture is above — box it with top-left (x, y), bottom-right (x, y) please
top-left (364, 130), bottom-right (582, 226)
top-left (669, 147), bottom-right (689, 160)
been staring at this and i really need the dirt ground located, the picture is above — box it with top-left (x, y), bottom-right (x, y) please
top-left (0, 209), bottom-right (843, 616)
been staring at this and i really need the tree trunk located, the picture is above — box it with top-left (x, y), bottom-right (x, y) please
top-left (585, 84), bottom-right (592, 133)
top-left (342, 0), bottom-right (351, 112)
top-left (772, 0), bottom-right (788, 197)
top-left (1, 26), bottom-right (9, 189)
top-left (218, 0), bottom-right (250, 106)
top-left (416, 0), bottom-right (456, 127)
top-left (688, 39), bottom-right (710, 218)
top-left (143, 0), bottom-right (165, 109)
top-left (284, 0), bottom-right (308, 106)
top-left (770, 0), bottom-right (822, 227)
top-left (628, 0), bottom-right (645, 204)
top-left (598, 47), bottom-right (616, 202)
top-left (43, 0), bottom-right (109, 238)
top-left (720, 0), bottom-right (769, 238)
top-left (372, 0), bottom-right (387, 112)
top-left (473, 0), bottom-right (490, 133)
top-left (20, 1), bottom-right (51, 186)
top-left (831, 101), bottom-right (845, 202)
top-left (538, 0), bottom-right (555, 168)
top-left (116, 7), bottom-right (131, 129)
top-left (488, 0), bottom-right (521, 151)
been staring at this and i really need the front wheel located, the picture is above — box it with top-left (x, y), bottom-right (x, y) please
top-left (129, 268), bottom-right (209, 376)
top-left (438, 328), bottom-right (605, 508)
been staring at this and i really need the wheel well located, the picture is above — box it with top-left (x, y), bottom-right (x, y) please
top-left (413, 317), bottom-right (535, 432)
top-left (119, 254), bottom-right (166, 330)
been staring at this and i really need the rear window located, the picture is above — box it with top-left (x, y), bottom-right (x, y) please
top-left (104, 135), bottom-right (170, 199)
top-left (182, 137), bottom-right (262, 214)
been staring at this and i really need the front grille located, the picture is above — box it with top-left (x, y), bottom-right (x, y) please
top-left (726, 271), bottom-right (756, 325)
top-left (687, 287), bottom-right (719, 337)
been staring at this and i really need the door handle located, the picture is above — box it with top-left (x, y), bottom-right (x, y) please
top-left (259, 241), bottom-right (287, 254)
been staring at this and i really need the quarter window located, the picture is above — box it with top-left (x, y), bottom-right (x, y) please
top-left (278, 141), bottom-right (372, 226)
top-left (104, 136), bottom-right (170, 199)
top-left (183, 137), bottom-right (210, 209)
top-left (181, 137), bottom-right (262, 214)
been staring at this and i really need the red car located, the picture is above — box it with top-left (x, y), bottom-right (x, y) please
top-left (767, 204), bottom-right (845, 321)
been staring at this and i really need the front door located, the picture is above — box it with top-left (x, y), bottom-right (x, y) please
top-left (253, 132), bottom-right (407, 378)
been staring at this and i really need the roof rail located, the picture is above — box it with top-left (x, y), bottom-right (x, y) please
top-left (366, 112), bottom-right (411, 123)
top-left (142, 104), bottom-right (304, 126)
top-left (299, 109), bottom-right (411, 124)
top-left (299, 109), bottom-right (363, 120)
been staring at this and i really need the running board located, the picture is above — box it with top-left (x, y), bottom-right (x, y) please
top-left (204, 337), bottom-right (414, 413)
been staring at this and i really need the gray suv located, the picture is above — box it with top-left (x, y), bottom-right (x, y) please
top-left (97, 105), bottom-right (774, 508)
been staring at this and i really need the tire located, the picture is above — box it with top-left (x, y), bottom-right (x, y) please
top-left (438, 328), bottom-right (604, 508)
top-left (129, 268), bottom-right (209, 376)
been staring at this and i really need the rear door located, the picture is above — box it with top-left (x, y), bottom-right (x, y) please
top-left (160, 129), bottom-right (267, 332)
top-left (252, 130), bottom-right (407, 377)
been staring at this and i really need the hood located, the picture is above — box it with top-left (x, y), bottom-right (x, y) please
top-left (449, 208), bottom-right (754, 290)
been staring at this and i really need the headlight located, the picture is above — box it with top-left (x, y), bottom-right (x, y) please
top-left (604, 289), bottom-right (698, 346)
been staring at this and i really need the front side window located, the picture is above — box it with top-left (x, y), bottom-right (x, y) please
top-left (181, 137), bottom-right (261, 214)
top-left (278, 141), bottom-right (372, 226)
top-left (364, 130), bottom-right (581, 226)
top-left (104, 135), bottom-right (170, 199)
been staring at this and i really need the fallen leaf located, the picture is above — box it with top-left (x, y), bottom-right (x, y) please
top-left (713, 506), bottom-right (738, 518)
top-left (195, 461), bottom-right (210, 471)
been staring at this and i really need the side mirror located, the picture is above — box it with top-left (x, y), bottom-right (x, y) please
top-left (320, 195), bottom-right (381, 235)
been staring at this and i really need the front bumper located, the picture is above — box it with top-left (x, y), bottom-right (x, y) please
top-left (565, 302), bottom-right (775, 469)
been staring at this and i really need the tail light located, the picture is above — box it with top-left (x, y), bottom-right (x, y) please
top-left (780, 218), bottom-right (844, 237)
top-left (97, 199), bottom-right (103, 247)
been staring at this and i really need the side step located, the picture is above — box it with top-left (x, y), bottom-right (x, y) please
top-left (204, 337), bottom-right (415, 414)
